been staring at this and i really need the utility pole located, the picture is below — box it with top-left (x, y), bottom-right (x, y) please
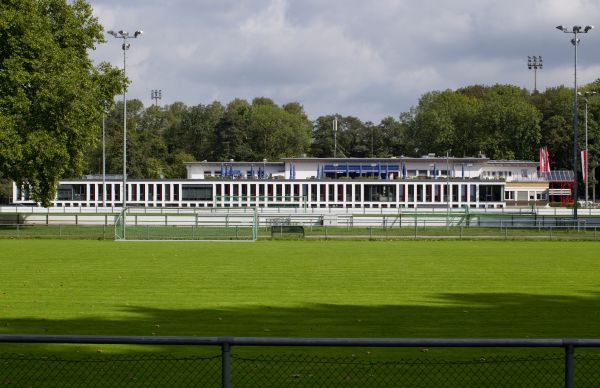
top-left (107, 29), bottom-right (143, 208)
top-left (333, 117), bottom-right (338, 158)
top-left (556, 24), bottom-right (594, 220)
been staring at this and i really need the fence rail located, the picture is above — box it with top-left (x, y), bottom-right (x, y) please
top-left (1, 335), bottom-right (599, 387)
top-left (1, 223), bottom-right (600, 241)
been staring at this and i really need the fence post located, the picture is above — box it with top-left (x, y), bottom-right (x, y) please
top-left (595, 227), bottom-right (597, 241)
top-left (460, 226), bottom-right (463, 240)
top-left (221, 341), bottom-right (232, 388)
top-left (369, 226), bottom-right (372, 240)
top-left (564, 343), bottom-right (574, 388)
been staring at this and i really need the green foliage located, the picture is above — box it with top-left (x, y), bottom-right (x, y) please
top-left (0, 0), bottom-right (123, 206)
top-left (0, 178), bottom-right (12, 203)
top-left (412, 85), bottom-right (542, 160)
top-left (249, 100), bottom-right (311, 160)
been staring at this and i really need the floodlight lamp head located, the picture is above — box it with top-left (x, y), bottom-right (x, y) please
top-left (584, 25), bottom-right (594, 32)
top-left (556, 25), bottom-right (566, 32)
top-left (573, 25), bottom-right (582, 33)
top-left (134, 30), bottom-right (143, 38)
top-left (118, 30), bottom-right (128, 36)
top-left (107, 30), bottom-right (117, 37)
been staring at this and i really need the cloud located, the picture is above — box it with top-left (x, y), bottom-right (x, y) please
top-left (88, 0), bottom-right (600, 122)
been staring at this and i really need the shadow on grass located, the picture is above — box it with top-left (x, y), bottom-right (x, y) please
top-left (2, 292), bottom-right (600, 387)
top-left (2, 291), bottom-right (600, 350)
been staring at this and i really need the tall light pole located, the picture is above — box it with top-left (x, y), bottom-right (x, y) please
top-left (578, 91), bottom-right (597, 206)
top-left (151, 89), bottom-right (162, 106)
top-left (556, 25), bottom-right (593, 220)
top-left (527, 56), bottom-right (543, 92)
top-left (446, 150), bottom-right (451, 227)
top-left (107, 29), bottom-right (143, 208)
top-left (102, 112), bottom-right (106, 207)
top-left (333, 117), bottom-right (338, 158)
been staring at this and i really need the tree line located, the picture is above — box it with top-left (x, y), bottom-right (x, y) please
top-left (86, 83), bottom-right (600, 184)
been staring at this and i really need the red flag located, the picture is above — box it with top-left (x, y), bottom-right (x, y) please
top-left (544, 146), bottom-right (551, 172)
top-left (581, 150), bottom-right (587, 183)
top-left (540, 147), bottom-right (546, 172)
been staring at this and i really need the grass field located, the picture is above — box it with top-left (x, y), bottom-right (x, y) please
top-left (1, 239), bottom-right (599, 340)
top-left (1, 239), bottom-right (599, 385)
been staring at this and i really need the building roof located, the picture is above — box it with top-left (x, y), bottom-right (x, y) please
top-left (282, 156), bottom-right (489, 163)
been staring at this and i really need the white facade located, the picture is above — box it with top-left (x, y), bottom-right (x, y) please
top-left (13, 156), bottom-right (570, 209)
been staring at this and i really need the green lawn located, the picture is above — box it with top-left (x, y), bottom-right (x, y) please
top-left (1, 239), bottom-right (599, 385)
top-left (2, 239), bottom-right (599, 339)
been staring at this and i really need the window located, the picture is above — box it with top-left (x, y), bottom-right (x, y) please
top-left (182, 185), bottom-right (213, 201)
top-left (57, 184), bottom-right (86, 201)
top-left (364, 185), bottom-right (396, 202)
top-left (479, 185), bottom-right (502, 202)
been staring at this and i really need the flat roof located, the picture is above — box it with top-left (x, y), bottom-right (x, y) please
top-left (282, 156), bottom-right (489, 163)
top-left (185, 161), bottom-right (283, 166)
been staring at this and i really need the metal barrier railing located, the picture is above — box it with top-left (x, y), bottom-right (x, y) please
top-left (1, 335), bottom-right (599, 387)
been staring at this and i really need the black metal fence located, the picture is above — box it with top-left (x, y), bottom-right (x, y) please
top-left (1, 335), bottom-right (599, 387)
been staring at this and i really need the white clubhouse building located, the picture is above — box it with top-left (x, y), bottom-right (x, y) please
top-left (13, 155), bottom-right (574, 209)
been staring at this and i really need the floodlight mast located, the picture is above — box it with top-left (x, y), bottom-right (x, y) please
top-left (556, 24), bottom-right (593, 220)
top-left (527, 56), bottom-right (543, 92)
top-left (106, 29), bottom-right (143, 208)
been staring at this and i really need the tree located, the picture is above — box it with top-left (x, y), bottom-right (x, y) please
top-left (183, 101), bottom-right (224, 161)
top-left (477, 85), bottom-right (541, 160)
top-left (248, 100), bottom-right (311, 160)
top-left (215, 99), bottom-right (253, 161)
top-left (0, 0), bottom-right (123, 206)
top-left (311, 115), bottom-right (337, 158)
top-left (413, 90), bottom-right (481, 157)
top-left (411, 85), bottom-right (541, 159)
top-left (377, 116), bottom-right (411, 157)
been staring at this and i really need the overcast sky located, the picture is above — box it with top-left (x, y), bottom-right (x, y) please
top-left (88, 0), bottom-right (600, 122)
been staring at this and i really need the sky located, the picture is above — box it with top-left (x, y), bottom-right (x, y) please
top-left (88, 0), bottom-right (600, 122)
